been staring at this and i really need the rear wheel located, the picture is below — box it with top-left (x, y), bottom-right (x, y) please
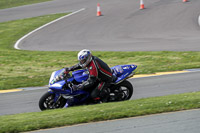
top-left (111, 80), bottom-right (133, 101)
top-left (39, 92), bottom-right (66, 111)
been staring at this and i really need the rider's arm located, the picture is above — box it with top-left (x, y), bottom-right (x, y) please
top-left (59, 64), bottom-right (82, 80)
top-left (67, 63), bottom-right (82, 71)
top-left (64, 63), bottom-right (82, 74)
top-left (76, 76), bottom-right (97, 90)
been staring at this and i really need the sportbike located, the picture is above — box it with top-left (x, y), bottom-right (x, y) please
top-left (39, 64), bottom-right (137, 110)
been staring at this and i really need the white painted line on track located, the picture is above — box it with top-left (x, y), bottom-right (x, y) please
top-left (14, 8), bottom-right (86, 50)
top-left (198, 15), bottom-right (200, 27)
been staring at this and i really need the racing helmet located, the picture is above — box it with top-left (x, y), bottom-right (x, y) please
top-left (78, 49), bottom-right (92, 68)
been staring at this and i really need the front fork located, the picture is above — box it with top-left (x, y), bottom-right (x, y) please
top-left (48, 89), bottom-right (62, 105)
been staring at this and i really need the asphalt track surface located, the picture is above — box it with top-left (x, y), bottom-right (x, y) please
top-left (1, 0), bottom-right (200, 132)
top-left (0, 0), bottom-right (199, 51)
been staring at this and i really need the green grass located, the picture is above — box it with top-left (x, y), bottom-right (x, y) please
top-left (0, 13), bottom-right (71, 90)
top-left (1, 50), bottom-right (200, 90)
top-left (0, 91), bottom-right (199, 133)
top-left (0, 0), bottom-right (51, 9)
top-left (0, 13), bottom-right (200, 90)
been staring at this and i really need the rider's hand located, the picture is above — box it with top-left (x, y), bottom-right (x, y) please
top-left (65, 67), bottom-right (70, 71)
top-left (51, 75), bottom-right (62, 84)
top-left (56, 75), bottom-right (62, 80)
top-left (64, 67), bottom-right (70, 74)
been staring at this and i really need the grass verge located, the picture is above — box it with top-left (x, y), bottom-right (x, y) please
top-left (0, 0), bottom-right (51, 9)
top-left (0, 91), bottom-right (199, 133)
top-left (1, 13), bottom-right (200, 90)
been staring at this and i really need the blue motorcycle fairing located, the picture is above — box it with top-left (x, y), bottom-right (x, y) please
top-left (72, 69), bottom-right (89, 83)
top-left (49, 86), bottom-right (89, 96)
top-left (50, 88), bottom-right (90, 104)
top-left (70, 90), bottom-right (90, 103)
top-left (65, 90), bottom-right (90, 107)
top-left (48, 64), bottom-right (137, 108)
top-left (67, 77), bottom-right (74, 82)
top-left (111, 64), bottom-right (137, 83)
top-left (49, 80), bottom-right (66, 90)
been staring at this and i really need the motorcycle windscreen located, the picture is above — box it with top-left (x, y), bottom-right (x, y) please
top-left (49, 80), bottom-right (66, 90)
top-left (49, 68), bottom-right (65, 85)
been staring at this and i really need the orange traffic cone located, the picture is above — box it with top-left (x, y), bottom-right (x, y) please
top-left (97, 3), bottom-right (102, 16)
top-left (140, 0), bottom-right (145, 9)
top-left (183, 0), bottom-right (188, 2)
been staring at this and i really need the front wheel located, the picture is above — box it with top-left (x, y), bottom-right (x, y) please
top-left (39, 92), bottom-right (66, 111)
top-left (111, 80), bottom-right (133, 101)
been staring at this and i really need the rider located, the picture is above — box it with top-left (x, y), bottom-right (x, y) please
top-left (62, 49), bottom-right (113, 102)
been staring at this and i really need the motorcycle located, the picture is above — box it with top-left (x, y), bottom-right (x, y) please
top-left (39, 64), bottom-right (137, 111)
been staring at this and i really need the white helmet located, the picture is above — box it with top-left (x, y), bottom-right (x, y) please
top-left (78, 49), bottom-right (92, 68)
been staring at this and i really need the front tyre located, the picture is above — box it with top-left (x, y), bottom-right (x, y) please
top-left (114, 80), bottom-right (133, 101)
top-left (39, 92), bottom-right (66, 111)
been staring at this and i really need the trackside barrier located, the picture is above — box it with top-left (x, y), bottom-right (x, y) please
top-left (198, 15), bottom-right (200, 27)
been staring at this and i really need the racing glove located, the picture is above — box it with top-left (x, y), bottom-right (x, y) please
top-left (64, 67), bottom-right (70, 74)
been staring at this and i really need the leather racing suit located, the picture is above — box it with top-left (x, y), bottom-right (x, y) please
top-left (68, 56), bottom-right (113, 101)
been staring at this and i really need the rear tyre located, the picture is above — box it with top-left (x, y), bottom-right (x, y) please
top-left (39, 92), bottom-right (66, 111)
top-left (113, 80), bottom-right (133, 101)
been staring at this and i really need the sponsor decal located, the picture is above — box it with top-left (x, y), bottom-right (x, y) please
top-left (124, 73), bottom-right (129, 77)
top-left (115, 67), bottom-right (123, 73)
top-left (52, 83), bottom-right (62, 87)
top-left (131, 65), bottom-right (135, 68)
